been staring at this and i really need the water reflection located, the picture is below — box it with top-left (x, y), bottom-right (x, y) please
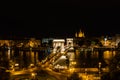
top-left (103, 50), bottom-right (116, 65)
top-left (0, 47), bottom-right (118, 70)
top-left (0, 47), bottom-right (46, 70)
top-left (75, 49), bottom-right (117, 68)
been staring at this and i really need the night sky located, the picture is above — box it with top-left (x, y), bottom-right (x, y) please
top-left (48, 1), bottom-right (120, 37)
top-left (0, 1), bottom-right (120, 39)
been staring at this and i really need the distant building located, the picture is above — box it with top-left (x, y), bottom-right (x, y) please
top-left (75, 29), bottom-right (85, 38)
top-left (42, 38), bottom-right (54, 44)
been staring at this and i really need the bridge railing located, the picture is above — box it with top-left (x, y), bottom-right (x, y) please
top-left (41, 47), bottom-right (62, 64)
top-left (51, 46), bottom-right (72, 66)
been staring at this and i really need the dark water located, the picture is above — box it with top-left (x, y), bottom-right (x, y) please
top-left (75, 49), bottom-right (116, 68)
top-left (0, 47), bottom-right (117, 69)
top-left (0, 47), bottom-right (48, 69)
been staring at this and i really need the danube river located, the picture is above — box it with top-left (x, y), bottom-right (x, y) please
top-left (0, 46), bottom-right (117, 70)
top-left (0, 47), bottom-right (49, 70)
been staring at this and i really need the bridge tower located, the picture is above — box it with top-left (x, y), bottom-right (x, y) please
top-left (66, 38), bottom-right (74, 50)
top-left (53, 39), bottom-right (65, 53)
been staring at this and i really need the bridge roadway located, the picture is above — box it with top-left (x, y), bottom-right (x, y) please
top-left (42, 46), bottom-right (72, 67)
top-left (10, 66), bottom-right (67, 80)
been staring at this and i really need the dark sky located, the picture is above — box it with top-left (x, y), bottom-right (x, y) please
top-left (0, 1), bottom-right (120, 39)
top-left (48, 1), bottom-right (120, 37)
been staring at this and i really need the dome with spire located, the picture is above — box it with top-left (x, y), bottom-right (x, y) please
top-left (75, 29), bottom-right (85, 38)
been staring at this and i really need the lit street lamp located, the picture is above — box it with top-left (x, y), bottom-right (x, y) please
top-left (98, 62), bottom-right (102, 76)
top-left (31, 72), bottom-right (37, 79)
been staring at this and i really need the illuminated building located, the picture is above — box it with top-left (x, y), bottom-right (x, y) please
top-left (75, 29), bottom-right (85, 38)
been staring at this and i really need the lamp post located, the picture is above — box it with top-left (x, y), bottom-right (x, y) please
top-left (98, 62), bottom-right (102, 76)
top-left (104, 37), bottom-right (107, 46)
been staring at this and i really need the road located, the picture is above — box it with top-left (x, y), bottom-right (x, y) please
top-left (10, 67), bottom-right (68, 80)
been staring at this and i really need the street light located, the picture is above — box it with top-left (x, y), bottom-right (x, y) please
top-left (31, 72), bottom-right (37, 79)
top-left (104, 37), bottom-right (107, 46)
top-left (98, 62), bottom-right (102, 76)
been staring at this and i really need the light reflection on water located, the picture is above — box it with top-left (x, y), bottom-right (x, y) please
top-left (0, 48), bottom-right (47, 69)
top-left (0, 48), bottom-right (118, 69)
top-left (76, 50), bottom-right (117, 68)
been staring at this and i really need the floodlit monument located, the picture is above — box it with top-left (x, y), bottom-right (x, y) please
top-left (75, 29), bottom-right (85, 38)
